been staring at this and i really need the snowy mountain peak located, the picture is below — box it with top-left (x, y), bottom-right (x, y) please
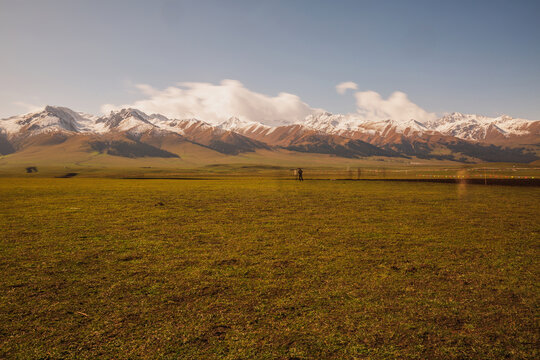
top-left (1, 106), bottom-right (538, 146)
top-left (96, 108), bottom-right (156, 134)
top-left (426, 112), bottom-right (538, 140)
top-left (108, 108), bottom-right (150, 121)
top-left (217, 116), bottom-right (268, 131)
top-left (0, 105), bottom-right (101, 136)
top-left (387, 118), bottom-right (426, 128)
top-left (304, 112), bottom-right (428, 136)
top-left (148, 113), bottom-right (170, 122)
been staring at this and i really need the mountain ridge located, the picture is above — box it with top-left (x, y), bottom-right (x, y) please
top-left (1, 106), bottom-right (538, 163)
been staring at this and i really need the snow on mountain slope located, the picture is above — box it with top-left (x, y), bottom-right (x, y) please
top-left (166, 117), bottom-right (269, 153)
top-left (425, 112), bottom-right (538, 141)
top-left (165, 118), bottom-right (215, 136)
top-left (1, 105), bottom-right (538, 163)
top-left (2, 106), bottom-right (536, 141)
top-left (217, 116), bottom-right (271, 133)
top-left (427, 112), bottom-right (501, 140)
top-left (301, 111), bottom-right (538, 141)
top-left (303, 112), bottom-right (429, 137)
top-left (96, 108), bottom-right (158, 135)
top-left (0, 106), bottom-right (99, 136)
top-left (492, 115), bottom-right (536, 135)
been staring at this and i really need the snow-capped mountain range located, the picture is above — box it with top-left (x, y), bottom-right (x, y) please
top-left (303, 111), bottom-right (538, 142)
top-left (2, 106), bottom-right (536, 141)
top-left (0, 106), bottom-right (538, 163)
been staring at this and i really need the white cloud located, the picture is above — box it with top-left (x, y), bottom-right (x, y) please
top-left (354, 90), bottom-right (436, 123)
top-left (14, 101), bottom-right (44, 114)
top-left (336, 81), bottom-right (358, 94)
top-left (101, 79), bottom-right (436, 126)
top-left (101, 80), bottom-right (319, 126)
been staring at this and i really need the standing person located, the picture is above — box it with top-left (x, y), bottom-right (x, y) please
top-left (297, 168), bottom-right (304, 181)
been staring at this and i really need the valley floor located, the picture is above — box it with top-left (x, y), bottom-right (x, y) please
top-left (0, 178), bottom-right (538, 359)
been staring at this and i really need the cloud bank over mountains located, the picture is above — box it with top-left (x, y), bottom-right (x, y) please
top-left (335, 81), bottom-right (437, 123)
top-left (353, 90), bottom-right (437, 123)
top-left (13, 101), bottom-right (45, 114)
top-left (100, 79), bottom-right (437, 126)
top-left (101, 80), bottom-right (318, 127)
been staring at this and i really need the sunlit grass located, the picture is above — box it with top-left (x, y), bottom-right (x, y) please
top-left (0, 178), bottom-right (538, 359)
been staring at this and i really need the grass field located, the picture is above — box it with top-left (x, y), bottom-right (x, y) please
top-left (4, 146), bottom-right (539, 179)
top-left (0, 178), bottom-right (538, 359)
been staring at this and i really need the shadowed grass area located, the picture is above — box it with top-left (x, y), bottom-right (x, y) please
top-left (0, 178), bottom-right (538, 359)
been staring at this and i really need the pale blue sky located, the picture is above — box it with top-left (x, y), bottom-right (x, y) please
top-left (1, 0), bottom-right (539, 119)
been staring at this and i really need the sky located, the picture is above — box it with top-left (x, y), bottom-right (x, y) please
top-left (1, 0), bottom-right (539, 121)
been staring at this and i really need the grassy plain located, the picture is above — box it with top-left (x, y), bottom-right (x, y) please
top-left (0, 147), bottom-right (499, 178)
top-left (0, 178), bottom-right (538, 359)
